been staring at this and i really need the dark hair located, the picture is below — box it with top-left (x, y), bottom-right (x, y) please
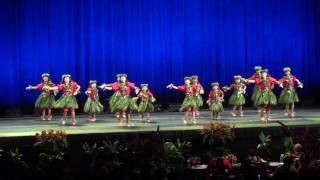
top-left (61, 77), bottom-right (73, 84)
top-left (142, 88), bottom-right (149, 92)
top-left (87, 83), bottom-right (95, 89)
top-left (119, 76), bottom-right (128, 85)
top-left (41, 76), bottom-right (51, 83)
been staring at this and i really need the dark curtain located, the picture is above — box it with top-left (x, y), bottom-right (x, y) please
top-left (0, 0), bottom-right (319, 114)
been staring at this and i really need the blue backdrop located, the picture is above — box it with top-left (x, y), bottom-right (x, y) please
top-left (0, 0), bottom-right (320, 114)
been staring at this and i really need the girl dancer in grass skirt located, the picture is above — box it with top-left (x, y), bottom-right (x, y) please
top-left (167, 77), bottom-right (198, 124)
top-left (49, 74), bottom-right (80, 126)
top-left (26, 73), bottom-right (57, 121)
top-left (245, 69), bottom-right (278, 122)
top-left (207, 82), bottom-right (224, 120)
top-left (101, 74), bottom-right (138, 126)
top-left (136, 84), bottom-right (156, 123)
top-left (246, 66), bottom-right (262, 111)
top-left (223, 75), bottom-right (246, 117)
top-left (84, 80), bottom-right (104, 122)
top-left (278, 67), bottom-right (303, 117)
top-left (100, 74), bottom-right (122, 118)
top-left (191, 75), bottom-right (204, 116)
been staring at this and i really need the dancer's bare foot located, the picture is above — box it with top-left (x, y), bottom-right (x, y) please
top-left (260, 116), bottom-right (266, 121)
top-left (183, 119), bottom-right (188, 124)
top-left (89, 118), bottom-right (96, 122)
top-left (72, 119), bottom-right (77, 126)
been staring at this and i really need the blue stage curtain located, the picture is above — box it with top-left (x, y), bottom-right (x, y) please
top-left (0, 0), bottom-right (319, 114)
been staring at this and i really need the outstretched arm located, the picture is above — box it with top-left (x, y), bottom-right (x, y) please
top-left (99, 83), bottom-right (110, 90)
top-left (245, 79), bottom-right (255, 84)
top-left (166, 83), bottom-right (178, 90)
top-left (222, 84), bottom-right (234, 92)
top-left (99, 83), bottom-right (113, 90)
top-left (26, 85), bottom-right (38, 90)
top-left (171, 85), bottom-right (178, 89)
top-left (222, 86), bottom-right (230, 92)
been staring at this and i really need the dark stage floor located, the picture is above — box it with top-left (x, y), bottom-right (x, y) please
top-left (0, 109), bottom-right (319, 137)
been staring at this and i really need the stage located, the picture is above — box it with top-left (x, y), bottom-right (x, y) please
top-left (0, 108), bottom-right (320, 138)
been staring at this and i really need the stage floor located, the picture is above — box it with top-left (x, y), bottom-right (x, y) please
top-left (0, 109), bottom-right (320, 137)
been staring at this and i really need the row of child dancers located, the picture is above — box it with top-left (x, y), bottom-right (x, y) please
top-left (26, 66), bottom-right (303, 126)
top-left (167, 66), bottom-right (302, 123)
top-left (26, 73), bottom-right (155, 126)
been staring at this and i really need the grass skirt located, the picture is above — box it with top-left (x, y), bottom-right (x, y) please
top-left (112, 95), bottom-right (138, 112)
top-left (35, 93), bottom-right (55, 109)
top-left (109, 91), bottom-right (121, 113)
top-left (278, 88), bottom-right (299, 104)
top-left (53, 95), bottom-right (79, 109)
top-left (138, 100), bottom-right (154, 113)
top-left (195, 94), bottom-right (204, 109)
top-left (208, 100), bottom-right (224, 113)
top-left (228, 92), bottom-right (246, 106)
top-left (179, 96), bottom-right (197, 112)
top-left (83, 97), bottom-right (104, 113)
top-left (255, 90), bottom-right (277, 107)
top-left (251, 86), bottom-right (261, 107)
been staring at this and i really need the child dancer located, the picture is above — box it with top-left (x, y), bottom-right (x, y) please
top-left (247, 66), bottom-right (262, 111)
top-left (191, 75), bottom-right (204, 116)
top-left (207, 82), bottom-right (224, 120)
top-left (278, 67), bottom-right (303, 117)
top-left (101, 74), bottom-right (138, 126)
top-left (136, 84), bottom-right (156, 123)
top-left (49, 74), bottom-right (80, 126)
top-left (223, 75), bottom-right (246, 117)
top-left (167, 77), bottom-right (198, 124)
top-left (84, 80), bottom-right (104, 122)
top-left (245, 69), bottom-right (278, 122)
top-left (26, 73), bottom-right (56, 121)
top-left (99, 74), bottom-right (121, 119)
